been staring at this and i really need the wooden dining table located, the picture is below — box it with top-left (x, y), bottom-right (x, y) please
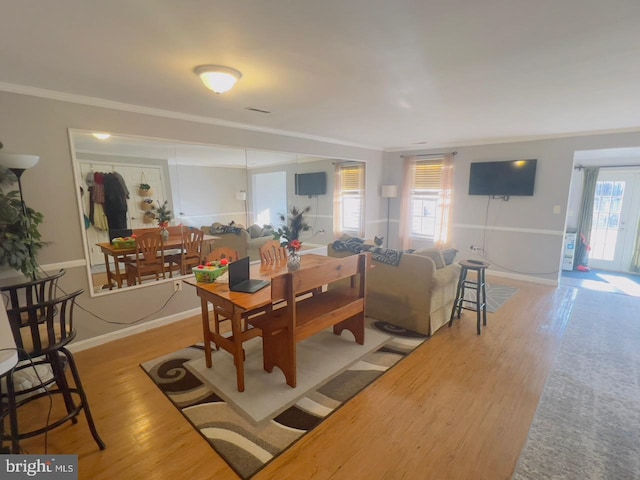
top-left (97, 234), bottom-right (218, 289)
top-left (183, 254), bottom-right (335, 392)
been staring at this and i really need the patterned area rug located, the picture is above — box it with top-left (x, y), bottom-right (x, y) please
top-left (512, 289), bottom-right (640, 479)
top-left (462, 283), bottom-right (518, 313)
top-left (141, 319), bottom-right (428, 479)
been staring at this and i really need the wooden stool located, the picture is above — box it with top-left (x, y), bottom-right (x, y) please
top-left (449, 260), bottom-right (490, 335)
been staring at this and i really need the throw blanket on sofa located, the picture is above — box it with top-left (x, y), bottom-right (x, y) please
top-left (331, 239), bottom-right (403, 266)
top-left (210, 222), bottom-right (243, 235)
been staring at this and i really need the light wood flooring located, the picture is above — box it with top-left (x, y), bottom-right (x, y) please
top-left (13, 277), bottom-right (583, 479)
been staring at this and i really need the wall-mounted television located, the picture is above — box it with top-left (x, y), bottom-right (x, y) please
top-left (468, 159), bottom-right (537, 196)
top-left (295, 172), bottom-right (327, 196)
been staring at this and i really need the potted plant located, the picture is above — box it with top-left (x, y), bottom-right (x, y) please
top-left (272, 206), bottom-right (311, 271)
top-left (138, 183), bottom-right (153, 196)
top-left (155, 200), bottom-right (172, 240)
top-left (0, 165), bottom-right (45, 279)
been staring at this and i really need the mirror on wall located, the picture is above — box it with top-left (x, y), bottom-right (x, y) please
top-left (69, 129), bottom-right (360, 296)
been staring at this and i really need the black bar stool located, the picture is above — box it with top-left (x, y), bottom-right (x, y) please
top-left (0, 285), bottom-right (105, 453)
top-left (449, 260), bottom-right (490, 335)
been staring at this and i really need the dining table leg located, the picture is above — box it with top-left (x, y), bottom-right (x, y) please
top-left (103, 252), bottom-right (115, 290)
top-left (231, 307), bottom-right (245, 392)
top-left (200, 297), bottom-right (213, 368)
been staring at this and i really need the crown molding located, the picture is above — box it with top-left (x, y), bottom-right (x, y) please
top-left (0, 81), bottom-right (383, 152)
top-left (384, 126), bottom-right (640, 153)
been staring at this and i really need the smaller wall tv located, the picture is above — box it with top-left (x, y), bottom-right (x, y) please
top-left (468, 159), bottom-right (537, 196)
top-left (295, 172), bottom-right (327, 196)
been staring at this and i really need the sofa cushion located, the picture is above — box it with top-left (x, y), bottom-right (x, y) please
top-left (441, 248), bottom-right (459, 265)
top-left (413, 248), bottom-right (446, 269)
top-left (247, 224), bottom-right (263, 238)
top-left (260, 225), bottom-right (274, 237)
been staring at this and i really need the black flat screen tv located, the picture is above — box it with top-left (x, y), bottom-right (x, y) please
top-left (295, 172), bottom-right (327, 196)
top-left (468, 159), bottom-right (537, 196)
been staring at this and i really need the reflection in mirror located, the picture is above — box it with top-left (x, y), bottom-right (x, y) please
top-left (69, 129), bottom-right (364, 297)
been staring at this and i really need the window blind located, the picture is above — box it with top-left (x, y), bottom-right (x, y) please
top-left (413, 160), bottom-right (442, 190)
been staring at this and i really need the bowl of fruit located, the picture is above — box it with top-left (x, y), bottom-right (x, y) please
top-left (111, 235), bottom-right (137, 249)
top-left (192, 258), bottom-right (230, 283)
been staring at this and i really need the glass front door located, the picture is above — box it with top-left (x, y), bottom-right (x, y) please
top-left (588, 169), bottom-right (640, 271)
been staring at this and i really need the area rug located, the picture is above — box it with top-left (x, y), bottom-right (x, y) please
top-left (512, 289), bottom-right (640, 479)
top-left (462, 283), bottom-right (518, 313)
top-left (141, 319), bottom-right (428, 479)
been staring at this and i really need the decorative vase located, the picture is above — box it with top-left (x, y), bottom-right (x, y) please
top-left (287, 250), bottom-right (301, 271)
top-left (161, 227), bottom-right (169, 241)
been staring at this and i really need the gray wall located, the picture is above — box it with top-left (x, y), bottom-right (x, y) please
top-left (387, 131), bottom-right (640, 283)
top-left (0, 90), bottom-right (383, 343)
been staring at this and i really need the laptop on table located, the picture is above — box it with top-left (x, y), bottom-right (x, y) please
top-left (228, 256), bottom-right (270, 293)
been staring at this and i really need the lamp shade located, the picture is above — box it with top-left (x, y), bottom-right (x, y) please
top-left (381, 184), bottom-right (398, 198)
top-left (0, 153), bottom-right (40, 171)
top-left (195, 65), bottom-right (242, 94)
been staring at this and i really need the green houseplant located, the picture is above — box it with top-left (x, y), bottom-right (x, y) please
top-left (155, 200), bottom-right (172, 228)
top-left (0, 165), bottom-right (45, 279)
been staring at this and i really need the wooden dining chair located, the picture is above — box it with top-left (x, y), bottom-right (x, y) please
top-left (202, 247), bottom-right (266, 347)
top-left (124, 231), bottom-right (166, 285)
top-left (166, 228), bottom-right (204, 276)
top-left (259, 239), bottom-right (288, 264)
top-left (204, 247), bottom-right (240, 264)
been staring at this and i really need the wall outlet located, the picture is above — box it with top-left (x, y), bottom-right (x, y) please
top-left (470, 245), bottom-right (480, 251)
top-left (173, 280), bottom-right (182, 292)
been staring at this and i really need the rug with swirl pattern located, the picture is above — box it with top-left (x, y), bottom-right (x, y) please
top-left (141, 319), bottom-right (428, 479)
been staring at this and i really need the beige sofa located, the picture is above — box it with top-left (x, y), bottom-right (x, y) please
top-left (202, 223), bottom-right (275, 261)
top-left (327, 242), bottom-right (460, 335)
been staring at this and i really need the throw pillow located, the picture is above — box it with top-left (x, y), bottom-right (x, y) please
top-left (413, 248), bottom-right (446, 269)
top-left (260, 225), bottom-right (274, 237)
top-left (441, 248), bottom-right (459, 265)
top-left (247, 224), bottom-right (262, 239)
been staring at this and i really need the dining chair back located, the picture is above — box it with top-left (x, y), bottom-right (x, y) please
top-left (167, 228), bottom-right (204, 276)
top-left (259, 240), bottom-right (288, 264)
top-left (205, 247), bottom-right (240, 264)
top-left (125, 231), bottom-right (165, 285)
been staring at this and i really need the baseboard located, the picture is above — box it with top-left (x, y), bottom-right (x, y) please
top-left (487, 270), bottom-right (558, 286)
top-left (68, 307), bottom-right (202, 353)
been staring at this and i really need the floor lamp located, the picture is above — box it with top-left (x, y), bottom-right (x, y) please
top-left (381, 185), bottom-right (398, 248)
top-left (0, 152), bottom-right (41, 280)
top-left (236, 190), bottom-right (248, 227)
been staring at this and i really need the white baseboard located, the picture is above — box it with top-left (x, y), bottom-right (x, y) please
top-left (487, 269), bottom-right (558, 286)
top-left (68, 307), bottom-right (202, 353)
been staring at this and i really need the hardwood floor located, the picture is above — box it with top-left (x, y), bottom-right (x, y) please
top-left (13, 278), bottom-right (579, 479)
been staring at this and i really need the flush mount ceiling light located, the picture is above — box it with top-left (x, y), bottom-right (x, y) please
top-left (194, 65), bottom-right (242, 94)
top-left (92, 132), bottom-right (111, 140)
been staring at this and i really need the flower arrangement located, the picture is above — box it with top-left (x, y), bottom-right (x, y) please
top-left (272, 206), bottom-right (311, 253)
top-left (154, 200), bottom-right (172, 227)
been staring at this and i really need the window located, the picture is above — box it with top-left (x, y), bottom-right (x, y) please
top-left (409, 160), bottom-right (448, 242)
top-left (334, 163), bottom-right (365, 236)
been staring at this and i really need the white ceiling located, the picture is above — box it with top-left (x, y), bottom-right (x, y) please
top-left (3, 0), bottom-right (640, 150)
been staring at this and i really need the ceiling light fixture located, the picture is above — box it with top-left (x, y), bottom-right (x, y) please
top-left (194, 65), bottom-right (242, 94)
top-left (92, 133), bottom-right (111, 140)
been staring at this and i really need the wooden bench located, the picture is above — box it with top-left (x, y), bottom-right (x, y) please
top-left (249, 252), bottom-right (369, 387)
